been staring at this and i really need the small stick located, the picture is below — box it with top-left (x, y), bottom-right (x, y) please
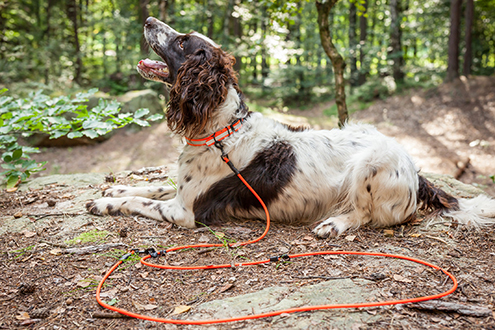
top-left (92, 312), bottom-right (130, 319)
top-left (424, 235), bottom-right (451, 246)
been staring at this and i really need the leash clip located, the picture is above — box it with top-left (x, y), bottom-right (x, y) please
top-left (269, 254), bottom-right (291, 263)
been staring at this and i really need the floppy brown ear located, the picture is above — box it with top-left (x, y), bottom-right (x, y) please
top-left (167, 48), bottom-right (237, 138)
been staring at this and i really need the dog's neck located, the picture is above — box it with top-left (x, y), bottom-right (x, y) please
top-left (201, 86), bottom-right (248, 137)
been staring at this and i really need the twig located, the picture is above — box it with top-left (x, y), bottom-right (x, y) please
top-left (293, 276), bottom-right (350, 281)
top-left (424, 234), bottom-right (451, 246)
top-left (40, 240), bottom-right (68, 248)
top-left (408, 301), bottom-right (492, 317)
top-left (64, 243), bottom-right (128, 255)
top-left (29, 212), bottom-right (85, 220)
top-left (92, 312), bottom-right (130, 319)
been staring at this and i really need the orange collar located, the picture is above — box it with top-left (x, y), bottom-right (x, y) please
top-left (185, 118), bottom-right (245, 147)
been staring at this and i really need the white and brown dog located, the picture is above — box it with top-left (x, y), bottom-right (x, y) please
top-left (86, 17), bottom-right (495, 237)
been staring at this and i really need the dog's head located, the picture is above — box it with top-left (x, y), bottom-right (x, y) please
top-left (138, 17), bottom-right (242, 138)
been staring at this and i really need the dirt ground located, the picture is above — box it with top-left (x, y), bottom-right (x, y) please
top-left (1, 76), bottom-right (495, 329)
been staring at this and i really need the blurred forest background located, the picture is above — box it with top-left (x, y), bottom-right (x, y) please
top-left (1, 0), bottom-right (494, 104)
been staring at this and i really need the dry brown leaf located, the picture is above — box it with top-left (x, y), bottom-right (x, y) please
top-left (49, 248), bottom-right (62, 256)
top-left (15, 312), bottom-right (30, 320)
top-left (345, 235), bottom-right (356, 242)
top-left (393, 274), bottom-right (412, 283)
top-left (383, 230), bottom-right (394, 237)
top-left (133, 301), bottom-right (158, 311)
top-left (77, 281), bottom-right (91, 288)
top-left (171, 305), bottom-right (191, 315)
top-left (22, 230), bottom-right (36, 238)
top-left (409, 233), bottom-right (422, 238)
top-left (219, 283), bottom-right (234, 293)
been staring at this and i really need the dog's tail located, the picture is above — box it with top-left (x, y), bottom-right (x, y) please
top-left (417, 175), bottom-right (495, 226)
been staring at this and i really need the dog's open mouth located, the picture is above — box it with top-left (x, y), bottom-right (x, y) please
top-left (137, 58), bottom-right (169, 82)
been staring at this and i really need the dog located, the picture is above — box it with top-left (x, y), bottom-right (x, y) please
top-left (86, 17), bottom-right (495, 238)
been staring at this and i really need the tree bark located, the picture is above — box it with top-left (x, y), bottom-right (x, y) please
top-left (316, 0), bottom-right (348, 128)
top-left (349, 1), bottom-right (358, 87)
top-left (67, 0), bottom-right (83, 85)
top-left (357, 0), bottom-right (368, 86)
top-left (463, 0), bottom-right (473, 76)
top-left (389, 0), bottom-right (404, 83)
top-left (446, 0), bottom-right (462, 82)
top-left (139, 0), bottom-right (150, 55)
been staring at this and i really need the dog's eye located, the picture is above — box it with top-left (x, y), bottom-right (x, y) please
top-left (179, 40), bottom-right (184, 50)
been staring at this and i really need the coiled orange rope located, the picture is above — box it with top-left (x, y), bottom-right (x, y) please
top-left (96, 156), bottom-right (458, 325)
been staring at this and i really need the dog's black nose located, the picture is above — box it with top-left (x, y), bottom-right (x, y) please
top-left (145, 17), bottom-right (156, 27)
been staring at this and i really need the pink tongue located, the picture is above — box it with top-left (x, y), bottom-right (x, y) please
top-left (139, 58), bottom-right (167, 69)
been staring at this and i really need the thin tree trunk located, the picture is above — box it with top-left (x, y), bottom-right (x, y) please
top-left (389, 0), bottom-right (404, 83)
top-left (67, 0), bottom-right (83, 85)
top-left (357, 0), bottom-right (368, 86)
top-left (446, 0), bottom-right (462, 82)
top-left (316, 0), bottom-right (348, 128)
top-left (349, 1), bottom-right (358, 87)
top-left (232, 0), bottom-right (243, 72)
top-left (260, 7), bottom-right (269, 91)
top-left (44, 0), bottom-right (54, 83)
top-left (463, 0), bottom-right (473, 76)
top-left (139, 0), bottom-right (150, 55)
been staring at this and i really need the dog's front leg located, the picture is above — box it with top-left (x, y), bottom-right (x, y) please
top-left (86, 197), bottom-right (195, 228)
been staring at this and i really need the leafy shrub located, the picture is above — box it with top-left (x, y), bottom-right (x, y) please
top-left (0, 88), bottom-right (163, 188)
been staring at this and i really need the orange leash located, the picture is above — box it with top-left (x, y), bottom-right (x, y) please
top-left (96, 154), bottom-right (458, 324)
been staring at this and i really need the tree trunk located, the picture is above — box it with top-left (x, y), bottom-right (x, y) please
top-left (260, 7), bottom-right (269, 92)
top-left (389, 0), bottom-right (404, 83)
top-left (357, 0), bottom-right (368, 86)
top-left (67, 0), bottom-right (83, 85)
top-left (232, 0), bottom-right (243, 72)
top-left (349, 1), bottom-right (358, 87)
top-left (139, 0), bottom-right (150, 55)
top-left (44, 0), bottom-right (54, 83)
top-left (446, 0), bottom-right (462, 82)
top-left (316, 0), bottom-right (348, 128)
top-left (463, 0), bottom-right (473, 76)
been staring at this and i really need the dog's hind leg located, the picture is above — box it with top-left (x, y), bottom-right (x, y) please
top-left (314, 142), bottom-right (418, 238)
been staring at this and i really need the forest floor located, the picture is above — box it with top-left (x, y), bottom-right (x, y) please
top-left (1, 76), bottom-right (495, 329)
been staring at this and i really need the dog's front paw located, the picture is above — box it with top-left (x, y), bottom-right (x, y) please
top-left (313, 215), bottom-right (351, 238)
top-left (313, 221), bottom-right (340, 238)
top-left (86, 198), bottom-right (125, 216)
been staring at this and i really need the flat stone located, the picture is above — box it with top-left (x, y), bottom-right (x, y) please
top-left (184, 278), bottom-right (379, 329)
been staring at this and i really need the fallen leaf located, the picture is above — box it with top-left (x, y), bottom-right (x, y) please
top-left (22, 230), bottom-right (36, 238)
top-left (383, 230), bottom-right (394, 237)
top-left (7, 187), bottom-right (18, 193)
top-left (409, 233), bottom-right (421, 238)
top-left (171, 305), bottom-right (191, 315)
top-left (15, 312), bottom-right (30, 320)
top-left (106, 298), bottom-right (118, 306)
top-left (302, 235), bottom-right (314, 241)
top-left (133, 301), bottom-right (158, 311)
top-left (13, 211), bottom-right (23, 218)
top-left (219, 283), bottom-right (234, 293)
top-left (215, 232), bottom-right (225, 238)
top-left (345, 235), bottom-right (356, 242)
top-left (49, 248), bottom-right (62, 255)
top-left (393, 274), bottom-right (412, 283)
top-left (198, 234), bottom-right (209, 242)
top-left (76, 280), bottom-right (92, 288)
